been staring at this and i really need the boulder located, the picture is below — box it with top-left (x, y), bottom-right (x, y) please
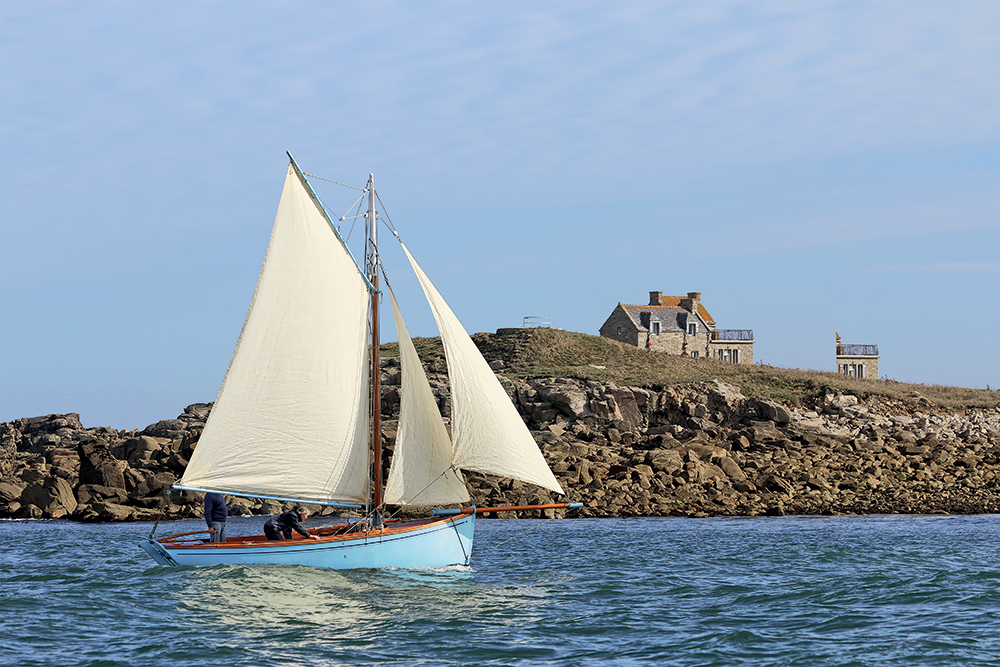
top-left (683, 460), bottom-right (726, 483)
top-left (718, 457), bottom-right (747, 481)
top-left (755, 400), bottom-right (792, 424)
top-left (17, 504), bottom-right (43, 519)
top-left (757, 474), bottom-right (794, 495)
top-left (0, 423), bottom-right (20, 457)
top-left (78, 440), bottom-right (126, 489)
top-left (678, 444), bottom-right (728, 462)
top-left (181, 403), bottom-right (213, 421)
top-left (20, 476), bottom-right (77, 515)
top-left (646, 449), bottom-right (684, 475)
top-left (111, 436), bottom-right (163, 466)
top-left (533, 381), bottom-right (591, 418)
top-left (76, 484), bottom-right (128, 504)
top-left (141, 419), bottom-right (187, 441)
top-left (126, 470), bottom-right (176, 499)
top-left (19, 466), bottom-right (50, 484)
top-left (165, 451), bottom-right (190, 475)
top-left (611, 389), bottom-right (643, 430)
top-left (825, 394), bottom-right (859, 414)
top-left (589, 398), bottom-right (622, 421)
top-left (90, 502), bottom-right (136, 521)
top-left (45, 447), bottom-right (79, 471)
top-left (0, 481), bottom-right (26, 503)
top-left (709, 381), bottom-right (746, 409)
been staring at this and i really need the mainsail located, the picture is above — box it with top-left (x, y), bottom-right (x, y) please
top-left (179, 166), bottom-right (372, 505)
top-left (400, 243), bottom-right (565, 495)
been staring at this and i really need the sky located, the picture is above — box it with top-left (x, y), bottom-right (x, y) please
top-left (1, 1), bottom-right (998, 430)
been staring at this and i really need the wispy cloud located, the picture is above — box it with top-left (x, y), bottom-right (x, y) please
top-left (3, 1), bottom-right (997, 202)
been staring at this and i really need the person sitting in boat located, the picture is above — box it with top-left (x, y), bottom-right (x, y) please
top-left (263, 507), bottom-right (320, 541)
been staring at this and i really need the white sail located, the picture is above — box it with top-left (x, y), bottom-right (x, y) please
top-left (383, 289), bottom-right (469, 505)
top-left (400, 243), bottom-right (564, 495)
top-left (180, 166), bottom-right (372, 505)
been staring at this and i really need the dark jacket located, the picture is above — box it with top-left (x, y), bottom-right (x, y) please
top-left (266, 510), bottom-right (310, 538)
top-left (204, 493), bottom-right (228, 528)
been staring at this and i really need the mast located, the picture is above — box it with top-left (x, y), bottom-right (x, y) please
top-left (367, 174), bottom-right (383, 509)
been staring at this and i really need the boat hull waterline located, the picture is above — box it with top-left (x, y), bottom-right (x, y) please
top-left (141, 513), bottom-right (475, 570)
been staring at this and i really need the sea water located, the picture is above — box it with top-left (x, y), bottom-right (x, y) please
top-left (1, 515), bottom-right (997, 666)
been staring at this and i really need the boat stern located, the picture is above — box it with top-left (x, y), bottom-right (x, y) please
top-left (140, 539), bottom-right (177, 567)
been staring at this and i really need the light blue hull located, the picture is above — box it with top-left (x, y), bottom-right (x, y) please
top-left (140, 514), bottom-right (475, 570)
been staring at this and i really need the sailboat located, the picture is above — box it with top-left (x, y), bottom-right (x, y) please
top-left (140, 156), bottom-right (578, 569)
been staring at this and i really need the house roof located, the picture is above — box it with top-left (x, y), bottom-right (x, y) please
top-left (622, 298), bottom-right (715, 325)
top-left (619, 304), bottom-right (709, 333)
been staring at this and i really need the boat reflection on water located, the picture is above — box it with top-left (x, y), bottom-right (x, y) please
top-left (174, 564), bottom-right (386, 638)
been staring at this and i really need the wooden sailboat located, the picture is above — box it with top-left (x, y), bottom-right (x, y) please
top-left (140, 157), bottom-right (578, 569)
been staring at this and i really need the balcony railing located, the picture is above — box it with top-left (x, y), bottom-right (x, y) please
top-left (711, 329), bottom-right (754, 341)
top-left (838, 344), bottom-right (879, 356)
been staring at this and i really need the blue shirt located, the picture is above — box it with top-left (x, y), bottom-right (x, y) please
top-left (204, 493), bottom-right (228, 528)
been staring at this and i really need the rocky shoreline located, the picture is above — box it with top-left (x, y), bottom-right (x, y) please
top-left (2, 362), bottom-right (998, 523)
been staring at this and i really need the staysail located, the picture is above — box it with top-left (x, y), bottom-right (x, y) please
top-left (383, 289), bottom-right (469, 505)
top-left (179, 165), bottom-right (372, 505)
top-left (400, 243), bottom-right (565, 495)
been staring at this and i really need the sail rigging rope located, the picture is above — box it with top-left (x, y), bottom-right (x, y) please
top-left (147, 489), bottom-right (170, 539)
top-left (375, 190), bottom-right (398, 236)
top-left (343, 195), bottom-right (365, 243)
top-left (302, 172), bottom-right (365, 191)
top-left (451, 516), bottom-right (470, 563)
top-left (380, 465), bottom-right (466, 521)
top-left (296, 172), bottom-right (394, 239)
top-left (298, 170), bottom-right (370, 243)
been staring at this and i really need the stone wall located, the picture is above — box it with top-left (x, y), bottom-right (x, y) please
top-left (709, 340), bottom-right (755, 364)
top-left (837, 355), bottom-right (879, 380)
top-left (598, 305), bottom-right (641, 347)
top-left (600, 305), bottom-right (717, 358)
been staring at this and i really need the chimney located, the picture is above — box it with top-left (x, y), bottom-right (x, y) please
top-left (649, 291), bottom-right (662, 306)
top-left (680, 291), bottom-right (701, 313)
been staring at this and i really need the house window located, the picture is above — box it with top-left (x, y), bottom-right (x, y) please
top-left (687, 323), bottom-right (697, 335)
top-left (616, 327), bottom-right (622, 336)
top-left (651, 321), bottom-right (660, 335)
top-left (722, 349), bottom-right (732, 362)
top-left (857, 364), bottom-right (865, 379)
top-left (732, 349), bottom-right (740, 364)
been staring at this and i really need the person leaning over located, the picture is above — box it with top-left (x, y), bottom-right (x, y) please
top-left (264, 507), bottom-right (320, 541)
top-left (204, 492), bottom-right (228, 543)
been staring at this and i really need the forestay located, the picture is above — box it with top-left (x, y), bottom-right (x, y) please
top-left (383, 289), bottom-right (469, 505)
top-left (179, 166), bottom-right (372, 505)
top-left (400, 243), bottom-right (565, 495)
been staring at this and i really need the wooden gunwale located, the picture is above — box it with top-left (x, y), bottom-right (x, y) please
top-left (157, 514), bottom-right (462, 549)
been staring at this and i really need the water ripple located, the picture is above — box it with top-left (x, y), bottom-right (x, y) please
top-left (2, 515), bottom-right (999, 666)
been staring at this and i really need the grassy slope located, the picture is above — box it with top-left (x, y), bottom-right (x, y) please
top-left (381, 328), bottom-right (999, 413)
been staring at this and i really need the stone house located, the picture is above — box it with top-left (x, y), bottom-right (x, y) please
top-left (599, 291), bottom-right (754, 363)
top-left (836, 333), bottom-right (879, 379)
